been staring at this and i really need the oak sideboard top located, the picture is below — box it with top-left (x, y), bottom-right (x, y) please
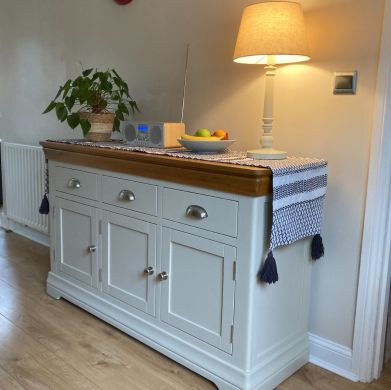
top-left (40, 141), bottom-right (272, 196)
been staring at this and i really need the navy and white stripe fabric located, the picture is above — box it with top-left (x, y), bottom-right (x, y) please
top-left (260, 157), bottom-right (327, 250)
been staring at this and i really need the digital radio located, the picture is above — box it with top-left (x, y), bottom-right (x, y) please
top-left (121, 121), bottom-right (185, 148)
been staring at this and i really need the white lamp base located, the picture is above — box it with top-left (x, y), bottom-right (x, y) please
top-left (247, 148), bottom-right (287, 160)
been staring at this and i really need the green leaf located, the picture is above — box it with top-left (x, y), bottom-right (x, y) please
top-left (72, 76), bottom-right (83, 88)
top-left (118, 102), bottom-right (129, 116)
top-left (113, 77), bottom-right (122, 89)
top-left (129, 100), bottom-right (140, 114)
top-left (62, 79), bottom-right (72, 98)
top-left (80, 118), bottom-right (91, 136)
top-left (65, 96), bottom-right (76, 111)
top-left (83, 77), bottom-right (93, 89)
top-left (115, 110), bottom-right (124, 121)
top-left (42, 100), bottom-right (56, 114)
top-left (112, 68), bottom-right (121, 79)
top-left (54, 86), bottom-right (63, 100)
top-left (79, 87), bottom-right (90, 104)
top-left (92, 71), bottom-right (101, 81)
top-left (55, 103), bottom-right (68, 122)
top-left (70, 88), bottom-right (79, 99)
top-left (113, 117), bottom-right (120, 132)
top-left (67, 113), bottom-right (80, 129)
top-left (82, 68), bottom-right (93, 77)
top-left (102, 81), bottom-right (112, 92)
top-left (122, 80), bottom-right (130, 93)
top-left (98, 72), bottom-right (108, 85)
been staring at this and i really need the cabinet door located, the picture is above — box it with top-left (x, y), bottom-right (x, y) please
top-left (161, 228), bottom-right (236, 353)
top-left (55, 198), bottom-right (99, 288)
top-left (102, 212), bottom-right (156, 316)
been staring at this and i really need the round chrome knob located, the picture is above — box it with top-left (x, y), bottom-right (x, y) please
top-left (158, 272), bottom-right (168, 281)
top-left (67, 178), bottom-right (81, 189)
top-left (87, 245), bottom-right (97, 253)
top-left (118, 190), bottom-right (135, 202)
top-left (144, 266), bottom-right (154, 276)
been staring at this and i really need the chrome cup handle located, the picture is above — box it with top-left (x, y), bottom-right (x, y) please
top-left (67, 178), bottom-right (81, 189)
top-left (186, 205), bottom-right (208, 220)
top-left (118, 190), bottom-right (135, 202)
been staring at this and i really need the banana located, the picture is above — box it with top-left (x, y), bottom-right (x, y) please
top-left (181, 134), bottom-right (223, 141)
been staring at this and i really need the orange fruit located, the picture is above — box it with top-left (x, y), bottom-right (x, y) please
top-left (212, 130), bottom-right (229, 140)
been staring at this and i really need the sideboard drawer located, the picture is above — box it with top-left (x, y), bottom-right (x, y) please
top-left (102, 175), bottom-right (158, 216)
top-left (162, 188), bottom-right (238, 237)
top-left (54, 166), bottom-right (98, 200)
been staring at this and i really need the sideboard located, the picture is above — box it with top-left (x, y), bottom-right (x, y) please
top-left (41, 141), bottom-right (311, 390)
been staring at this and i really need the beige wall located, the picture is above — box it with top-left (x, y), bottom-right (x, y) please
top-left (278, 0), bottom-right (384, 346)
top-left (0, 0), bottom-right (384, 348)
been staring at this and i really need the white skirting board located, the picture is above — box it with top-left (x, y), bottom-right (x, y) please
top-left (309, 332), bottom-right (359, 382)
top-left (0, 211), bottom-right (49, 247)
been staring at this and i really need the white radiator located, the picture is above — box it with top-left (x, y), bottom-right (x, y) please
top-left (1, 142), bottom-right (48, 234)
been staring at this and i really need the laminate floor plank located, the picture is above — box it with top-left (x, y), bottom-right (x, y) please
top-left (1, 229), bottom-right (391, 390)
top-left (278, 364), bottom-right (369, 390)
top-left (0, 365), bottom-right (25, 390)
top-left (0, 274), bottom-right (210, 389)
top-left (0, 315), bottom-right (96, 390)
top-left (0, 281), bottom-right (202, 390)
top-left (278, 358), bottom-right (391, 390)
top-left (0, 276), bottom-right (211, 389)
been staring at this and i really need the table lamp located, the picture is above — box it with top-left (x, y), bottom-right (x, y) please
top-left (233, 1), bottom-right (310, 159)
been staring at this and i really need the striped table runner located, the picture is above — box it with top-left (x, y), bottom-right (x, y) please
top-left (256, 157), bottom-right (328, 284)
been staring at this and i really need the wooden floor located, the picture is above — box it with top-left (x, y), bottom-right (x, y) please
top-left (0, 229), bottom-right (390, 390)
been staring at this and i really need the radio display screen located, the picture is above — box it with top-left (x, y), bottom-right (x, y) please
top-left (137, 124), bottom-right (148, 132)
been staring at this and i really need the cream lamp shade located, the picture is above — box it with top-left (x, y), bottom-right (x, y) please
top-left (233, 1), bottom-right (310, 160)
top-left (233, 1), bottom-right (310, 65)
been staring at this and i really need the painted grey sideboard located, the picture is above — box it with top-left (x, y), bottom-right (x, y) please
top-left (41, 141), bottom-right (311, 390)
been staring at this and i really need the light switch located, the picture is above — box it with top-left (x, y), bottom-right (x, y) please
top-left (333, 71), bottom-right (357, 95)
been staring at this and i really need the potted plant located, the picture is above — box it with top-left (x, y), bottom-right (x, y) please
top-left (43, 67), bottom-right (139, 141)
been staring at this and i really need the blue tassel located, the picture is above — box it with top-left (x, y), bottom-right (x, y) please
top-left (311, 234), bottom-right (324, 260)
top-left (258, 251), bottom-right (279, 284)
top-left (39, 194), bottom-right (49, 215)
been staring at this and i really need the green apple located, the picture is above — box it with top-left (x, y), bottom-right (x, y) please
top-left (195, 128), bottom-right (211, 137)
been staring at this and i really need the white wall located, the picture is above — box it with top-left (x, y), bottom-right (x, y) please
top-left (0, 0), bottom-right (385, 351)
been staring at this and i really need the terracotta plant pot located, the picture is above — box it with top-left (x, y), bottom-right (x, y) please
top-left (79, 112), bottom-right (115, 142)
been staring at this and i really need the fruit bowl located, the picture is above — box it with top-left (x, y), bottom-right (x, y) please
top-left (178, 139), bottom-right (236, 153)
